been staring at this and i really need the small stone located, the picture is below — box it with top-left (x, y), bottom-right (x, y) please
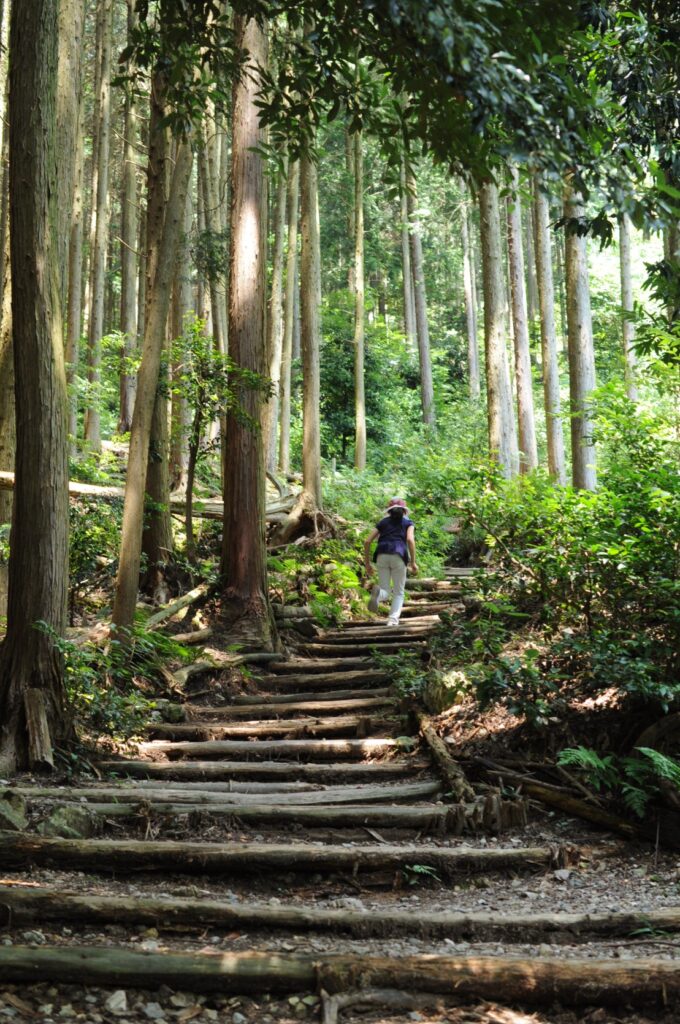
top-left (104, 991), bottom-right (128, 1015)
top-left (0, 790), bottom-right (27, 831)
top-left (141, 1003), bottom-right (165, 1020)
top-left (204, 1011), bottom-right (218, 1022)
top-left (0, 938), bottom-right (12, 946)
top-left (39, 1007), bottom-right (54, 1016)
top-left (408, 1014), bottom-right (424, 1022)
top-left (553, 869), bottom-right (572, 882)
top-left (294, 1006), bottom-right (306, 1019)
top-left (301, 996), bottom-right (319, 1007)
top-left (232, 1013), bottom-right (247, 1024)
top-left (140, 940), bottom-right (160, 952)
top-left (21, 930), bottom-right (46, 944)
top-left (169, 994), bottom-right (193, 1009)
top-left (538, 944), bottom-right (553, 956)
top-left (58, 1006), bottom-right (76, 1018)
top-left (142, 928), bottom-right (159, 939)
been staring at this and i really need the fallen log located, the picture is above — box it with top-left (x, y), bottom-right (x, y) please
top-left (309, 631), bottom-right (434, 647)
top-left (144, 586), bottom-right (208, 630)
top-left (4, 885), bottom-right (669, 942)
top-left (97, 759), bottom-right (417, 783)
top-left (18, 779), bottom-right (441, 807)
top-left (0, 946), bottom-right (673, 1008)
top-left (417, 711), bottom-right (475, 803)
top-left (171, 628), bottom-right (214, 645)
top-left (0, 472), bottom-right (296, 523)
top-left (0, 832), bottom-right (574, 877)
top-left (272, 605), bottom-right (314, 619)
top-left (137, 737), bottom-right (401, 761)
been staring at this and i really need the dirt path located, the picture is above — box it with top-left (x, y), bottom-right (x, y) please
top-left (1, 570), bottom-right (679, 1023)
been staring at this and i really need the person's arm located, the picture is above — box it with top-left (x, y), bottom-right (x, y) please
top-left (364, 528), bottom-right (379, 577)
top-left (406, 525), bottom-right (418, 573)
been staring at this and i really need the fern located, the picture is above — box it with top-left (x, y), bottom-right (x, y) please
top-left (635, 747), bottom-right (680, 788)
top-left (557, 746), bottom-right (619, 791)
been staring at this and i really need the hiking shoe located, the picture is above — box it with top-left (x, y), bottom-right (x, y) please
top-left (386, 616), bottom-right (399, 626)
top-left (368, 586), bottom-right (381, 613)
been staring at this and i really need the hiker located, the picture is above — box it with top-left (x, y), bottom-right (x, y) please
top-left (363, 497), bottom-right (418, 625)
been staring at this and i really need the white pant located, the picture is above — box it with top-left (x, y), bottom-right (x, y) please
top-left (376, 553), bottom-right (407, 620)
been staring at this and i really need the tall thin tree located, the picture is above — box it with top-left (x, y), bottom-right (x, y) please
top-left (618, 212), bottom-right (638, 402)
top-left (353, 128), bottom-right (366, 470)
top-left (564, 181), bottom-right (597, 491)
top-left (279, 159), bottom-right (299, 474)
top-left (506, 166), bottom-right (538, 472)
top-left (478, 181), bottom-right (518, 477)
top-left (405, 165), bottom-right (435, 427)
top-left (532, 174), bottom-right (566, 483)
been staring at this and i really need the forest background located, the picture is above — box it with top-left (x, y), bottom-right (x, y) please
top-left (0, 0), bottom-right (678, 824)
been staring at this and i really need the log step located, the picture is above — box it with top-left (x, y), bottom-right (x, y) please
top-left (266, 656), bottom-right (375, 673)
top-left (145, 714), bottom-right (393, 740)
top-left (0, 833), bottom-right (573, 877)
top-left (255, 669), bottom-right (390, 690)
top-left (98, 759), bottom-right (421, 783)
top-left (1, 884), bottom-right (670, 943)
top-left (18, 779), bottom-right (442, 807)
top-left (299, 642), bottom-right (426, 658)
top-left (137, 737), bottom-right (404, 762)
top-left (231, 687), bottom-right (392, 706)
top-left (54, 801), bottom-right (455, 831)
top-left (3, 946), bottom-right (664, 1010)
top-left (307, 631), bottom-right (434, 647)
top-left (329, 617), bottom-right (439, 633)
top-left (400, 603), bottom-right (456, 617)
top-left (185, 696), bottom-right (393, 718)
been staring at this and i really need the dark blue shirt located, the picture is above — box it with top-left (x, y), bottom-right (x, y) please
top-left (374, 515), bottom-right (414, 565)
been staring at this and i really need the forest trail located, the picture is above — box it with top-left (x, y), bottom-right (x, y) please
top-left (1, 573), bottom-right (680, 1023)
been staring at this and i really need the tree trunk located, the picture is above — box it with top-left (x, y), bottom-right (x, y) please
top-left (112, 128), bottom-right (194, 631)
top-left (406, 167), bottom-right (435, 427)
top-left (169, 191), bottom-right (192, 494)
top-left (83, 0), bottom-right (113, 450)
top-left (65, 105), bottom-right (84, 443)
top-left (139, 96), bottom-right (175, 600)
top-left (264, 151), bottom-right (289, 472)
top-left (118, 0), bottom-right (139, 433)
top-left (400, 161), bottom-right (417, 350)
top-left (279, 160), bottom-right (299, 474)
top-left (198, 122), bottom-right (226, 354)
top-left (506, 166), bottom-right (538, 472)
top-left (524, 192), bottom-right (538, 327)
top-left (532, 175), bottom-right (566, 484)
top-left (0, 131), bottom-right (13, 534)
top-left (0, 0), bottom-right (71, 771)
top-left (478, 182), bottom-right (518, 478)
top-left (300, 138), bottom-right (323, 505)
top-left (564, 182), bottom-right (597, 491)
top-left (618, 212), bottom-right (638, 402)
top-left (353, 130), bottom-right (366, 470)
top-left (460, 183), bottom-right (480, 400)
top-left (219, 15), bottom-right (274, 649)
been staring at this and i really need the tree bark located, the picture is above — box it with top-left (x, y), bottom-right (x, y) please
top-left (65, 103), bottom-right (84, 444)
top-left (506, 165), bottom-right (538, 472)
top-left (112, 126), bottom-right (194, 631)
top-left (0, 0), bottom-right (71, 771)
top-left (460, 183), bottom-right (480, 400)
top-left (478, 182), bottom-right (518, 477)
top-left (198, 121), bottom-right (227, 354)
top-left (278, 160), bottom-right (299, 474)
top-left (532, 174), bottom-right (566, 483)
top-left (406, 166), bottom-right (435, 426)
top-left (618, 212), bottom-right (638, 402)
top-left (118, 0), bottom-right (140, 433)
top-left (83, 0), bottom-right (113, 449)
top-left (353, 130), bottom-right (366, 469)
top-left (0, 142), bottom-right (13, 534)
top-left (264, 151), bottom-right (289, 471)
top-left (564, 182), bottom-right (597, 491)
top-left (219, 15), bottom-right (274, 649)
top-left (400, 161), bottom-right (417, 350)
top-left (300, 137), bottom-right (323, 505)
